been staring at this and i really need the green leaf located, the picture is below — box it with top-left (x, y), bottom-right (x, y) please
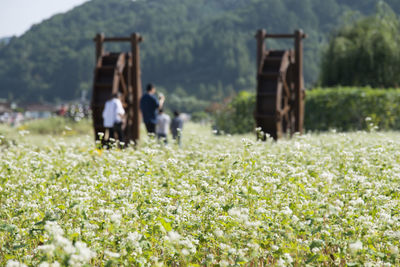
top-left (306, 254), bottom-right (318, 264)
top-left (159, 218), bottom-right (172, 232)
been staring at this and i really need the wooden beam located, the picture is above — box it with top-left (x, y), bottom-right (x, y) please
top-left (94, 33), bottom-right (104, 64)
top-left (104, 37), bottom-right (131, 42)
top-left (294, 29), bottom-right (305, 134)
top-left (103, 36), bottom-right (144, 42)
top-left (265, 33), bottom-right (307, 39)
top-left (131, 33), bottom-right (142, 143)
top-left (256, 29), bottom-right (267, 74)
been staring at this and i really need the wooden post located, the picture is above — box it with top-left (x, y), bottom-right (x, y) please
top-left (255, 29), bottom-right (266, 140)
top-left (95, 33), bottom-right (104, 65)
top-left (256, 29), bottom-right (266, 73)
top-left (294, 29), bottom-right (304, 134)
top-left (92, 33), bottom-right (105, 141)
top-left (131, 33), bottom-right (142, 143)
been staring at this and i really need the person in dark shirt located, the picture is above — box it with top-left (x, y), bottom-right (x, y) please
top-left (170, 110), bottom-right (184, 146)
top-left (140, 83), bottom-right (165, 134)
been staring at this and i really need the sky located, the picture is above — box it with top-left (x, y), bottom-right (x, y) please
top-left (0, 0), bottom-right (90, 37)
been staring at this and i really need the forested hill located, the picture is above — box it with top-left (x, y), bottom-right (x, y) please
top-left (0, 37), bottom-right (11, 45)
top-left (0, 0), bottom-right (399, 103)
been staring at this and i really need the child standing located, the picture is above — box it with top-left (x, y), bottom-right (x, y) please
top-left (156, 109), bottom-right (170, 144)
top-left (171, 110), bottom-right (183, 146)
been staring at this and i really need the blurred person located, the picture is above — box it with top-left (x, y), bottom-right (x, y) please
top-left (140, 83), bottom-right (165, 135)
top-left (11, 112), bottom-right (24, 127)
top-left (113, 93), bottom-right (125, 144)
top-left (156, 108), bottom-right (170, 144)
top-left (57, 104), bottom-right (68, 116)
top-left (170, 110), bottom-right (183, 146)
top-left (102, 92), bottom-right (125, 147)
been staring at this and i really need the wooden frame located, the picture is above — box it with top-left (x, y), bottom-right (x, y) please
top-left (255, 29), bottom-right (306, 140)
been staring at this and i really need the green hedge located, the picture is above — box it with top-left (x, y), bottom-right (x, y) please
top-left (214, 91), bottom-right (256, 134)
top-left (306, 87), bottom-right (400, 131)
top-left (214, 87), bottom-right (400, 133)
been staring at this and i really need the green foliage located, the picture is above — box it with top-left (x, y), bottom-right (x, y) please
top-left (214, 87), bottom-right (400, 134)
top-left (20, 117), bottom-right (92, 135)
top-left (0, 0), bottom-right (399, 103)
top-left (0, 134), bottom-right (16, 148)
top-left (191, 111), bottom-right (210, 122)
top-left (214, 91), bottom-right (255, 134)
top-left (165, 94), bottom-right (209, 114)
top-left (305, 87), bottom-right (400, 131)
top-left (320, 2), bottom-right (400, 87)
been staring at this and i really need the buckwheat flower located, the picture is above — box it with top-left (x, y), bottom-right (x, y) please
top-left (54, 235), bottom-right (75, 254)
top-left (379, 211), bottom-right (392, 222)
top-left (334, 199), bottom-right (344, 207)
top-left (126, 231), bottom-right (142, 245)
top-left (181, 249), bottom-right (190, 256)
top-left (219, 260), bottom-right (229, 267)
top-left (256, 207), bottom-right (267, 214)
top-left (284, 253), bottom-right (293, 264)
top-left (219, 243), bottom-right (230, 252)
top-left (38, 244), bottom-right (56, 255)
top-left (247, 242), bottom-right (260, 252)
top-left (68, 242), bottom-right (96, 266)
top-left (351, 197), bottom-right (365, 206)
top-left (277, 258), bottom-right (286, 267)
top-left (390, 245), bottom-right (399, 254)
top-left (18, 130), bottom-right (30, 136)
top-left (349, 240), bottom-right (363, 253)
top-left (45, 221), bottom-right (64, 237)
top-left (228, 247), bottom-right (237, 255)
top-left (214, 228), bottom-right (224, 238)
top-left (105, 250), bottom-right (121, 258)
top-left (38, 262), bottom-right (60, 267)
top-left (294, 142), bottom-right (301, 149)
top-left (245, 220), bottom-right (261, 228)
top-left (281, 206), bottom-right (292, 216)
top-left (312, 247), bottom-right (321, 253)
top-left (320, 230), bottom-right (331, 236)
top-left (166, 231), bottom-right (181, 243)
top-left (227, 207), bottom-right (241, 217)
top-left (252, 186), bottom-right (262, 194)
top-left (110, 212), bottom-right (122, 226)
top-left (6, 260), bottom-right (27, 267)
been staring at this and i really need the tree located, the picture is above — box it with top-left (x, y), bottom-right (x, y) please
top-left (320, 2), bottom-right (400, 88)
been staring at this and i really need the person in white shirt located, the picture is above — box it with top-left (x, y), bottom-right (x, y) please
top-left (156, 109), bottom-right (170, 144)
top-left (102, 93), bottom-right (125, 146)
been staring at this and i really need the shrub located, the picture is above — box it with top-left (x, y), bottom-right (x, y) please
top-left (305, 87), bottom-right (400, 131)
top-left (213, 91), bottom-right (255, 134)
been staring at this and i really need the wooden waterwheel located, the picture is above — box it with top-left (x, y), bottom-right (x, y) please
top-left (91, 33), bottom-right (142, 144)
top-left (255, 29), bottom-right (306, 140)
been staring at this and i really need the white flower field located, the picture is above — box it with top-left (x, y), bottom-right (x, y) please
top-left (1, 124), bottom-right (400, 266)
